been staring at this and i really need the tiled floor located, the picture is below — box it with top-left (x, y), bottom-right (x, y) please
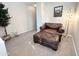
top-left (5, 30), bottom-right (76, 56)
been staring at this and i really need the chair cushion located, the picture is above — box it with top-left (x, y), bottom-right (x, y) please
top-left (43, 29), bottom-right (61, 35)
top-left (43, 29), bottom-right (57, 34)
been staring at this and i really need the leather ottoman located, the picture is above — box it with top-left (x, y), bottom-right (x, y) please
top-left (33, 31), bottom-right (60, 51)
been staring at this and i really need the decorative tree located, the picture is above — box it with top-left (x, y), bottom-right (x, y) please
top-left (0, 3), bottom-right (11, 36)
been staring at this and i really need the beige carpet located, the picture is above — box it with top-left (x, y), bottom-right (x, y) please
top-left (5, 30), bottom-right (76, 56)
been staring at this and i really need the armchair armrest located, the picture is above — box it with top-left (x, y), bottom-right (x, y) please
top-left (40, 24), bottom-right (46, 31)
top-left (57, 28), bottom-right (64, 33)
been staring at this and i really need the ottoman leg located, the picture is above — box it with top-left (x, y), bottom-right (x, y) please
top-left (33, 35), bottom-right (37, 43)
top-left (33, 35), bottom-right (41, 43)
top-left (59, 35), bottom-right (62, 42)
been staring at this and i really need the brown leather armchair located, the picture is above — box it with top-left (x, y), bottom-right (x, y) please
top-left (33, 23), bottom-right (64, 51)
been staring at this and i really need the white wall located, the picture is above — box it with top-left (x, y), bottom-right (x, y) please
top-left (0, 27), bottom-right (5, 37)
top-left (72, 3), bottom-right (79, 55)
top-left (0, 2), bottom-right (35, 37)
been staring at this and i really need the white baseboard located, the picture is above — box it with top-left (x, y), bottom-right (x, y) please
top-left (18, 29), bottom-right (35, 35)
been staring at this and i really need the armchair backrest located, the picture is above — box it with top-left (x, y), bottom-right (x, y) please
top-left (40, 23), bottom-right (62, 31)
top-left (45, 23), bottom-right (62, 30)
top-left (40, 23), bottom-right (64, 33)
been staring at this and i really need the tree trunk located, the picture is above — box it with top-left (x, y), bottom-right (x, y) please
top-left (4, 27), bottom-right (7, 36)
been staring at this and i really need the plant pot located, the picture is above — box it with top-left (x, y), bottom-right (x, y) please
top-left (2, 34), bottom-right (11, 41)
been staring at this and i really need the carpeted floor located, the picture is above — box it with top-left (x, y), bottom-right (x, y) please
top-left (5, 30), bottom-right (76, 56)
